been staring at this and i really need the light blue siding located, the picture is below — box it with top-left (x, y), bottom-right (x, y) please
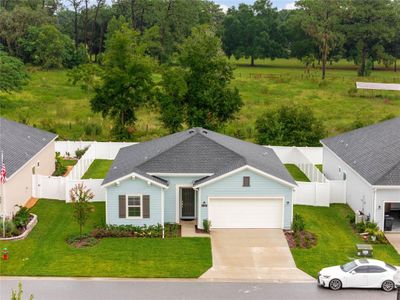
top-left (162, 176), bottom-right (203, 223)
top-left (199, 169), bottom-right (293, 229)
top-left (106, 178), bottom-right (162, 226)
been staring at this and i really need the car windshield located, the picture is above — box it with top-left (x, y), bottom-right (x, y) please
top-left (386, 263), bottom-right (397, 271)
top-left (341, 261), bottom-right (357, 272)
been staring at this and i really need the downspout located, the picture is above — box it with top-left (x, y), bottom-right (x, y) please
top-left (161, 187), bottom-right (165, 239)
top-left (194, 187), bottom-right (201, 229)
top-left (372, 187), bottom-right (377, 226)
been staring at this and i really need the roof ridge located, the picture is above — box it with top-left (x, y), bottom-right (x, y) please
top-left (374, 159), bottom-right (400, 185)
top-left (135, 131), bottom-right (217, 169)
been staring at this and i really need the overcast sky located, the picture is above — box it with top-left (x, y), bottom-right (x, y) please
top-left (217, 0), bottom-right (296, 11)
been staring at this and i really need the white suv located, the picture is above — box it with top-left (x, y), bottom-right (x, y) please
top-left (318, 259), bottom-right (398, 292)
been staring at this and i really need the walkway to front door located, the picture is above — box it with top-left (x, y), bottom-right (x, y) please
top-left (200, 229), bottom-right (314, 282)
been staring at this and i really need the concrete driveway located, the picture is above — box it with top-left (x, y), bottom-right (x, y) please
top-left (200, 229), bottom-right (314, 282)
top-left (385, 233), bottom-right (400, 254)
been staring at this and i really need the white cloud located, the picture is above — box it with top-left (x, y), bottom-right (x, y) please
top-left (220, 4), bottom-right (229, 13)
top-left (284, 2), bottom-right (296, 10)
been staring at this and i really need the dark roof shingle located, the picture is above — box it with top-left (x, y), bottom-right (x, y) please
top-left (103, 128), bottom-right (295, 186)
top-left (321, 117), bottom-right (400, 185)
top-left (0, 117), bottom-right (58, 178)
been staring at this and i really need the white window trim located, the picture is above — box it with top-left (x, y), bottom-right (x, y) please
top-left (126, 194), bottom-right (143, 219)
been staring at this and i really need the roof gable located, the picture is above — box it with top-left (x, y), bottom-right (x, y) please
top-left (103, 128), bottom-right (295, 186)
top-left (0, 117), bottom-right (58, 178)
top-left (321, 118), bottom-right (400, 185)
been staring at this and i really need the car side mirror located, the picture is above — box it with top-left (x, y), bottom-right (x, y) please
top-left (350, 271), bottom-right (356, 275)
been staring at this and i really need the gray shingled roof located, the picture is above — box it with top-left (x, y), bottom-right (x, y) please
top-left (0, 117), bottom-right (58, 178)
top-left (103, 128), bottom-right (296, 187)
top-left (321, 117), bottom-right (400, 186)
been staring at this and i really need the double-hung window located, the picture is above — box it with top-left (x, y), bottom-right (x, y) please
top-left (127, 195), bottom-right (142, 218)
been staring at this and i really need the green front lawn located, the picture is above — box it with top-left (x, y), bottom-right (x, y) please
top-left (291, 204), bottom-right (400, 278)
top-left (82, 159), bottom-right (113, 179)
top-left (0, 200), bottom-right (212, 278)
top-left (285, 164), bottom-right (310, 182)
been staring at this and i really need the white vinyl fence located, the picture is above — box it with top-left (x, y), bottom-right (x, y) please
top-left (34, 142), bottom-right (346, 207)
top-left (33, 141), bottom-right (136, 202)
top-left (269, 146), bottom-right (346, 206)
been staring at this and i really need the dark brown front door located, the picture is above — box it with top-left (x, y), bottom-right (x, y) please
top-left (181, 188), bottom-right (195, 219)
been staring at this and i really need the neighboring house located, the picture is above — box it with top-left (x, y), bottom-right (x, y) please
top-left (321, 118), bottom-right (400, 231)
top-left (102, 128), bottom-right (296, 230)
top-left (0, 117), bottom-right (57, 217)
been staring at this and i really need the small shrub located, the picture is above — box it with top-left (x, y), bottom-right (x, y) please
top-left (0, 220), bottom-right (19, 237)
top-left (365, 221), bottom-right (378, 230)
top-left (84, 123), bottom-right (102, 137)
top-left (292, 213), bottom-right (305, 233)
top-left (346, 214), bottom-right (355, 225)
top-left (355, 222), bottom-right (366, 233)
top-left (203, 219), bottom-right (211, 233)
top-left (53, 152), bottom-right (67, 176)
top-left (75, 146), bottom-right (89, 159)
top-left (91, 224), bottom-right (164, 238)
top-left (347, 87), bottom-right (358, 97)
top-left (13, 206), bottom-right (31, 229)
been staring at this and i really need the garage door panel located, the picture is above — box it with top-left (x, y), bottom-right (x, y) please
top-left (209, 198), bottom-right (283, 229)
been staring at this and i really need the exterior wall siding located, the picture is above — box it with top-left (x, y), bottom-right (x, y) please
top-left (162, 176), bottom-right (203, 223)
top-left (4, 140), bottom-right (55, 216)
top-left (375, 189), bottom-right (400, 229)
top-left (323, 146), bottom-right (374, 219)
top-left (198, 169), bottom-right (293, 229)
top-left (106, 178), bottom-right (162, 226)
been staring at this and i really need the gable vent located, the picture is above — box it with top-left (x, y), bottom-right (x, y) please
top-left (202, 130), bottom-right (208, 134)
top-left (188, 130), bottom-right (195, 134)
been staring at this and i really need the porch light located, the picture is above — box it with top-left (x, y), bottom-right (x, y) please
top-left (286, 200), bottom-right (290, 205)
top-left (378, 205), bottom-right (381, 210)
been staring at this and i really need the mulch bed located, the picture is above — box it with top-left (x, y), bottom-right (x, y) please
top-left (195, 226), bottom-right (209, 234)
top-left (285, 230), bottom-right (317, 249)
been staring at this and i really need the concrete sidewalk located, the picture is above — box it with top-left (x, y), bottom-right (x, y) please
top-left (200, 229), bottom-right (314, 282)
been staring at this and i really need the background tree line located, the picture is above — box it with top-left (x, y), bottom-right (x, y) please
top-left (1, 0), bottom-right (399, 76)
top-left (1, 0), bottom-right (399, 145)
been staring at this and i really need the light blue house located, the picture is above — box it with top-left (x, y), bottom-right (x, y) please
top-left (102, 128), bottom-right (296, 231)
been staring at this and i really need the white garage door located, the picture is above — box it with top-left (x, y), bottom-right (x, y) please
top-left (208, 197), bottom-right (283, 229)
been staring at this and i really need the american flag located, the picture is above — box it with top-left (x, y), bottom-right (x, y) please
top-left (0, 162), bottom-right (6, 184)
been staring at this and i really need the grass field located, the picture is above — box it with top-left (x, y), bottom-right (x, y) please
top-left (82, 159), bottom-right (113, 179)
top-left (291, 204), bottom-right (400, 278)
top-left (1, 59), bottom-right (399, 142)
top-left (0, 200), bottom-right (212, 278)
top-left (284, 164), bottom-right (310, 182)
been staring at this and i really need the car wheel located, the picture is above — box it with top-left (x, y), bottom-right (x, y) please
top-left (329, 278), bottom-right (342, 291)
top-left (382, 280), bottom-right (395, 292)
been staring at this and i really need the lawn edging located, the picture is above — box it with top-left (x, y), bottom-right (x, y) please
top-left (0, 214), bottom-right (38, 241)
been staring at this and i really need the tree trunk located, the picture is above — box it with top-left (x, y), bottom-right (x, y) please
top-left (130, 0), bottom-right (136, 29)
top-left (84, 0), bottom-right (89, 46)
top-left (360, 47), bottom-right (367, 76)
top-left (251, 56), bottom-right (255, 67)
top-left (90, 0), bottom-right (102, 55)
top-left (395, 59), bottom-right (397, 72)
top-left (321, 34), bottom-right (328, 80)
top-left (74, 8), bottom-right (79, 46)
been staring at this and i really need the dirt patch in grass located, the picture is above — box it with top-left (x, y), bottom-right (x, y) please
top-left (285, 230), bottom-right (317, 249)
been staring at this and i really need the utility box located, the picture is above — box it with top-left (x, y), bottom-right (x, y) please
top-left (356, 244), bottom-right (373, 257)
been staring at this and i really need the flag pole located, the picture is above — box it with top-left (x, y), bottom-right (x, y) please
top-left (1, 150), bottom-right (5, 238)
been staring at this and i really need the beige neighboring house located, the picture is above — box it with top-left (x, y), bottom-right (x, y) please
top-left (0, 117), bottom-right (57, 217)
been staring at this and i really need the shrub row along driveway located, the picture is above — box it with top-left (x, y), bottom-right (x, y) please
top-left (0, 200), bottom-right (212, 278)
top-left (291, 204), bottom-right (400, 278)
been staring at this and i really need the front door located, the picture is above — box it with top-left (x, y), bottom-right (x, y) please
top-left (181, 188), bottom-right (195, 219)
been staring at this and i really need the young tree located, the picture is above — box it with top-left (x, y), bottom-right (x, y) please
top-left (70, 183), bottom-right (94, 237)
top-left (0, 51), bottom-right (29, 92)
top-left (255, 105), bottom-right (325, 146)
top-left (296, 0), bottom-right (344, 79)
top-left (90, 20), bottom-right (155, 138)
top-left (158, 25), bottom-right (242, 131)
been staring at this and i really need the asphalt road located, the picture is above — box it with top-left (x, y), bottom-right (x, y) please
top-left (0, 278), bottom-right (397, 300)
